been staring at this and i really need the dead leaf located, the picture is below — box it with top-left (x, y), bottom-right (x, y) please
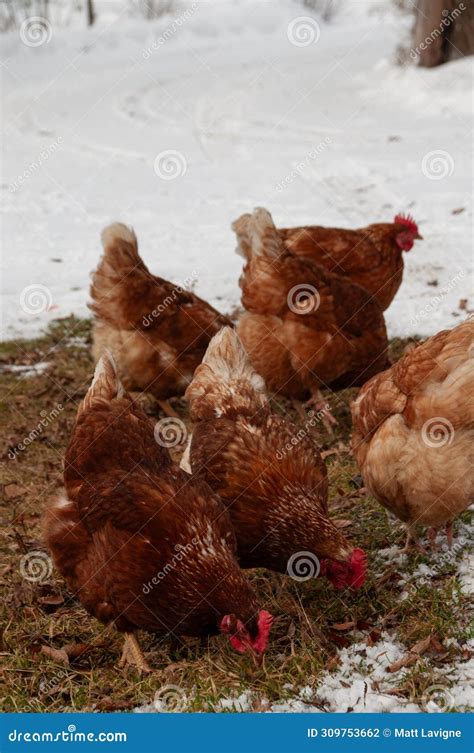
top-left (40, 645), bottom-right (69, 666)
top-left (62, 643), bottom-right (94, 661)
top-left (38, 594), bottom-right (64, 608)
top-left (367, 628), bottom-right (382, 645)
top-left (94, 697), bottom-right (137, 712)
top-left (459, 299), bottom-right (468, 310)
top-left (331, 621), bottom-right (355, 631)
top-left (328, 631), bottom-right (350, 648)
top-left (325, 655), bottom-right (340, 671)
top-left (387, 653), bottom-right (418, 673)
top-left (387, 634), bottom-right (440, 673)
top-left (429, 635), bottom-right (445, 654)
top-left (452, 207), bottom-right (465, 215)
top-left (333, 519), bottom-right (353, 529)
top-left (4, 484), bottom-right (27, 499)
top-left (411, 635), bottom-right (432, 656)
top-left (381, 687), bottom-right (406, 696)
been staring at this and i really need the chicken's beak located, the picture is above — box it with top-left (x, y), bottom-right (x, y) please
top-left (415, 232), bottom-right (423, 240)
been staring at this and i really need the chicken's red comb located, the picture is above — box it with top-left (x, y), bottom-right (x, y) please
top-left (349, 547), bottom-right (367, 590)
top-left (394, 213), bottom-right (419, 235)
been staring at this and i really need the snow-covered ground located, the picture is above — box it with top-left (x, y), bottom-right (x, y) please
top-left (1, 0), bottom-right (472, 341)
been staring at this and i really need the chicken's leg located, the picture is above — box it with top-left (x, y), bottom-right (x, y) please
top-left (401, 525), bottom-right (426, 554)
top-left (427, 527), bottom-right (439, 550)
top-left (305, 390), bottom-right (337, 433)
top-left (119, 632), bottom-right (152, 673)
top-left (157, 400), bottom-right (180, 418)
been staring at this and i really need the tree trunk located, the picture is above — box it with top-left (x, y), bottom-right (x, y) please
top-left (447, 1), bottom-right (474, 61)
top-left (87, 0), bottom-right (95, 26)
top-left (414, 0), bottom-right (474, 67)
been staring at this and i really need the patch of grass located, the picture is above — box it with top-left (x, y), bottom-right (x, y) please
top-left (0, 319), bottom-right (472, 712)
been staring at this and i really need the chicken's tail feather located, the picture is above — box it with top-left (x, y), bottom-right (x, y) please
top-left (232, 207), bottom-right (283, 261)
top-left (185, 327), bottom-right (267, 421)
top-left (78, 352), bottom-right (127, 418)
top-left (89, 222), bottom-right (151, 328)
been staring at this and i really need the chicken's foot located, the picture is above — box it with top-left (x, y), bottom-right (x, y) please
top-left (292, 392), bottom-right (337, 433)
top-left (119, 632), bottom-right (152, 673)
top-left (401, 526), bottom-right (426, 554)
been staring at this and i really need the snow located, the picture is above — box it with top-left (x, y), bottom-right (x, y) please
top-left (0, 360), bottom-right (50, 376)
top-left (1, 0), bottom-right (472, 342)
top-left (134, 631), bottom-right (473, 713)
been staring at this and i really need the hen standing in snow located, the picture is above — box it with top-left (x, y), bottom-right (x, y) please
top-left (185, 327), bottom-right (367, 590)
top-left (89, 223), bottom-right (230, 415)
top-left (280, 213), bottom-right (422, 311)
top-left (43, 354), bottom-right (272, 672)
top-left (352, 320), bottom-right (474, 550)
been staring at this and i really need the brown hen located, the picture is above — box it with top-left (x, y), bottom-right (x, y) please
top-left (185, 327), bottom-right (367, 590)
top-left (89, 223), bottom-right (230, 412)
top-left (280, 213), bottom-right (422, 311)
top-left (43, 354), bottom-right (272, 671)
top-left (352, 320), bottom-right (474, 549)
top-left (232, 208), bottom-right (389, 410)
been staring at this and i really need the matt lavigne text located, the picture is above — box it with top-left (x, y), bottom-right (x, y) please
top-left (395, 729), bottom-right (461, 739)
